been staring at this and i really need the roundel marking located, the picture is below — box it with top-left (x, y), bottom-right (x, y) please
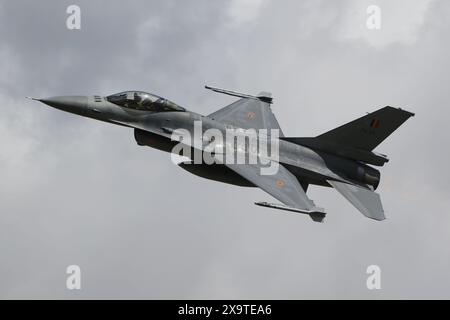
top-left (245, 112), bottom-right (255, 120)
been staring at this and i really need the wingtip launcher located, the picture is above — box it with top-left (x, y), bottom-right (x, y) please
top-left (255, 201), bottom-right (326, 223)
top-left (205, 85), bottom-right (273, 104)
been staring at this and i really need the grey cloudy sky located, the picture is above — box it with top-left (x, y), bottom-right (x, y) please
top-left (0, 0), bottom-right (449, 299)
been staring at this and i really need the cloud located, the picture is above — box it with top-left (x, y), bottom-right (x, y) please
top-left (227, 0), bottom-right (268, 26)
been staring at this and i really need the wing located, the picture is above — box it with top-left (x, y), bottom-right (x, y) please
top-left (327, 180), bottom-right (385, 221)
top-left (226, 162), bottom-right (325, 222)
top-left (207, 95), bottom-right (284, 137)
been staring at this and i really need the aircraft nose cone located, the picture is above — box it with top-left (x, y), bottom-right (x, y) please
top-left (39, 96), bottom-right (88, 114)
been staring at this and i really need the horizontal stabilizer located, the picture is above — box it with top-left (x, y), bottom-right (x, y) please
top-left (328, 180), bottom-right (385, 221)
top-left (280, 137), bottom-right (389, 166)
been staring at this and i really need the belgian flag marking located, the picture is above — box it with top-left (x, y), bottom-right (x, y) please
top-left (370, 118), bottom-right (380, 129)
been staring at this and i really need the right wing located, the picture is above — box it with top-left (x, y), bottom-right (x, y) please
top-left (226, 162), bottom-right (326, 222)
top-left (206, 86), bottom-right (284, 137)
top-left (327, 180), bottom-right (385, 221)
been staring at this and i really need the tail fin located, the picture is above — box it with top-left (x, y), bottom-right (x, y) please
top-left (318, 106), bottom-right (414, 151)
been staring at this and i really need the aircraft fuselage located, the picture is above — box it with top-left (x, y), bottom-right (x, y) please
top-left (32, 94), bottom-right (379, 191)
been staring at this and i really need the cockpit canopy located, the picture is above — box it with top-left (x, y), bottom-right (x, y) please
top-left (106, 91), bottom-right (185, 112)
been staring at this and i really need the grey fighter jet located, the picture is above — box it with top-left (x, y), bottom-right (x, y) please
top-left (28, 86), bottom-right (414, 222)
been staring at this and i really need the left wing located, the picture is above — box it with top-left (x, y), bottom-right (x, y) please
top-left (226, 162), bottom-right (326, 222)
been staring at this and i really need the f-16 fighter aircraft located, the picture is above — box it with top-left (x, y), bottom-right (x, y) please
top-left (28, 86), bottom-right (414, 222)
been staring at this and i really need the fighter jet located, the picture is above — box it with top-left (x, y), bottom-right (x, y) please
top-left (28, 86), bottom-right (414, 222)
